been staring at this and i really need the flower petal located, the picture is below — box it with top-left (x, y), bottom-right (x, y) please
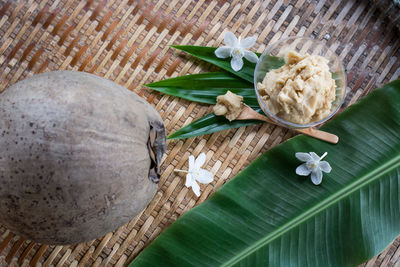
top-left (215, 46), bottom-right (233, 58)
top-left (310, 152), bottom-right (321, 161)
top-left (188, 155), bottom-right (195, 172)
top-left (295, 152), bottom-right (312, 162)
top-left (231, 56), bottom-right (244, 71)
top-left (240, 36), bottom-right (256, 48)
top-left (194, 152), bottom-right (206, 170)
top-left (243, 50), bottom-right (258, 63)
top-left (191, 181), bottom-right (201, 197)
top-left (296, 163), bottom-right (312, 176)
top-left (185, 173), bottom-right (193, 187)
top-left (224, 31), bottom-right (238, 47)
top-left (319, 161), bottom-right (332, 173)
top-left (311, 169), bottom-right (323, 185)
top-left (196, 169), bottom-right (214, 184)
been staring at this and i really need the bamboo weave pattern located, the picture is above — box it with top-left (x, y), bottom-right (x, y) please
top-left (0, 0), bottom-right (399, 266)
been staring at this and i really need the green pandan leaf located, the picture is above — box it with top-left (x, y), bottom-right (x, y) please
top-left (171, 46), bottom-right (284, 83)
top-left (145, 72), bottom-right (259, 107)
top-left (167, 109), bottom-right (264, 140)
top-left (131, 80), bottom-right (400, 267)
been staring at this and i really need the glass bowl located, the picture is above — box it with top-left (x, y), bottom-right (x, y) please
top-left (254, 36), bottom-right (346, 129)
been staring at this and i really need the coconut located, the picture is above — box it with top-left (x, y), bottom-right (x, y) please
top-left (0, 71), bottom-right (166, 245)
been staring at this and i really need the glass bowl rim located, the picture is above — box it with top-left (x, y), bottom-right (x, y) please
top-left (253, 36), bottom-right (347, 129)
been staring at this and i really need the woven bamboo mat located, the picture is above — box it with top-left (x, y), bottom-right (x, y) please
top-left (0, 0), bottom-right (399, 266)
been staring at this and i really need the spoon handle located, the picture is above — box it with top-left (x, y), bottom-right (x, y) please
top-left (295, 127), bottom-right (338, 144)
top-left (239, 105), bottom-right (339, 144)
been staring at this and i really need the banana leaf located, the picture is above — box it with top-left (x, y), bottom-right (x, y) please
top-left (168, 109), bottom-right (263, 140)
top-left (145, 72), bottom-right (259, 107)
top-left (171, 46), bottom-right (284, 83)
top-left (130, 79), bottom-right (400, 266)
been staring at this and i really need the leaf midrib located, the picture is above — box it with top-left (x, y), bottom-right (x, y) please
top-left (223, 152), bottom-right (400, 266)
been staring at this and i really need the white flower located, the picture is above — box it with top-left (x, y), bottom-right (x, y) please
top-left (295, 152), bottom-right (332, 185)
top-left (174, 153), bottom-right (214, 197)
top-left (214, 31), bottom-right (258, 71)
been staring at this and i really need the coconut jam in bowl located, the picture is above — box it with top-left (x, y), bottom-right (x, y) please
top-left (254, 37), bottom-right (346, 129)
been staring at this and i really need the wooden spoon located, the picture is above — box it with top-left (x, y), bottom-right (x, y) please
top-left (237, 105), bottom-right (339, 144)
